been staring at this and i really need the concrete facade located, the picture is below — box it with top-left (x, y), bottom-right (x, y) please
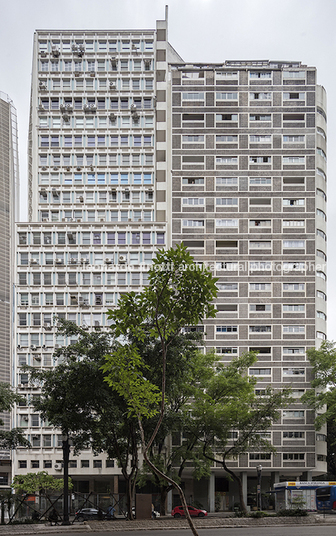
top-left (13, 9), bottom-right (327, 511)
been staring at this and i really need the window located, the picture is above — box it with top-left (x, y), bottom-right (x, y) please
top-left (283, 240), bottom-right (305, 248)
top-left (283, 283), bottom-right (305, 291)
top-left (283, 199), bottom-right (305, 206)
top-left (216, 114), bottom-right (238, 121)
top-left (249, 241), bottom-right (271, 249)
top-left (182, 198), bottom-right (205, 206)
top-left (216, 326), bottom-right (237, 333)
top-left (317, 270), bottom-right (326, 280)
top-left (317, 290), bottom-right (327, 301)
top-left (249, 453), bottom-right (271, 460)
top-left (216, 156), bottom-right (237, 164)
top-left (283, 305), bottom-right (305, 312)
top-left (249, 304), bottom-right (271, 311)
top-left (283, 326), bottom-right (305, 333)
top-left (249, 368), bottom-right (271, 375)
top-left (283, 220), bottom-right (304, 227)
top-left (283, 135), bottom-right (305, 142)
top-left (182, 220), bottom-right (204, 227)
top-left (249, 326), bottom-right (271, 333)
top-left (182, 178), bottom-right (204, 185)
top-left (250, 92), bottom-right (271, 100)
top-left (216, 198), bottom-right (238, 206)
top-left (182, 92), bottom-right (204, 100)
top-left (283, 410), bottom-right (304, 419)
top-left (183, 135), bottom-right (205, 142)
top-left (250, 156), bottom-right (271, 163)
top-left (216, 347), bottom-right (238, 355)
top-left (249, 283), bottom-right (271, 291)
top-left (216, 92), bottom-right (237, 100)
top-left (216, 219), bottom-right (238, 227)
top-left (283, 368), bottom-right (305, 375)
top-left (283, 431), bottom-right (304, 439)
top-left (283, 453), bottom-right (305, 460)
top-left (93, 460), bottom-right (102, 468)
top-left (250, 135), bottom-right (271, 143)
top-left (216, 177), bottom-right (238, 185)
top-left (249, 177), bottom-right (271, 185)
top-left (250, 114), bottom-right (271, 121)
top-left (283, 156), bottom-right (305, 164)
top-left (317, 229), bottom-right (326, 240)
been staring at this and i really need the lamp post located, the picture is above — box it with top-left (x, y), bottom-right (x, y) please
top-left (62, 432), bottom-right (70, 525)
top-left (257, 465), bottom-right (262, 511)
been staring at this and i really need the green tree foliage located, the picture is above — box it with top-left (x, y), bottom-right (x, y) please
top-left (27, 322), bottom-right (140, 520)
top-left (0, 383), bottom-right (29, 449)
top-left (192, 353), bottom-right (292, 512)
top-left (12, 472), bottom-right (72, 494)
top-left (302, 341), bottom-right (336, 429)
top-left (103, 244), bottom-right (218, 536)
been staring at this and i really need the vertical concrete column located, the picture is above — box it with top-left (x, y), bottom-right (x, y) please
top-left (240, 472), bottom-right (247, 508)
top-left (167, 489), bottom-right (172, 513)
top-left (271, 472), bottom-right (280, 486)
top-left (302, 471), bottom-right (313, 481)
top-left (209, 473), bottom-right (215, 512)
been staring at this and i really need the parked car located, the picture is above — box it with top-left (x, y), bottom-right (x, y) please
top-left (171, 505), bottom-right (207, 518)
top-left (75, 507), bottom-right (106, 520)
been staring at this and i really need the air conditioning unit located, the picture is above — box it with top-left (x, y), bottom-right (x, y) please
top-left (65, 104), bottom-right (73, 112)
top-left (100, 218), bottom-right (105, 222)
top-left (119, 255), bottom-right (126, 263)
top-left (105, 258), bottom-right (112, 264)
top-left (80, 258), bottom-right (89, 264)
top-left (90, 72), bottom-right (95, 77)
top-left (41, 166), bottom-right (47, 171)
top-left (109, 82), bottom-right (116, 90)
top-left (94, 321), bottom-right (100, 327)
top-left (51, 47), bottom-right (60, 57)
top-left (31, 345), bottom-right (37, 351)
top-left (76, 166), bottom-right (82, 171)
top-left (30, 259), bottom-right (38, 265)
top-left (63, 114), bottom-right (70, 121)
top-left (83, 104), bottom-right (89, 110)
top-left (42, 218), bottom-right (49, 222)
top-left (79, 196), bottom-right (84, 202)
top-left (66, 167), bottom-right (71, 172)
top-left (82, 325), bottom-right (89, 330)
top-left (40, 51), bottom-right (47, 57)
top-left (39, 82), bottom-right (47, 90)
top-left (54, 463), bottom-right (62, 471)
top-left (44, 323), bottom-right (52, 330)
top-left (70, 258), bottom-right (77, 264)
top-left (109, 113), bottom-right (116, 121)
top-left (34, 355), bottom-right (42, 361)
top-left (76, 218), bottom-right (82, 222)
top-left (60, 104), bottom-right (66, 112)
top-left (130, 103), bottom-right (137, 111)
top-left (61, 218), bottom-right (66, 222)
top-left (74, 72), bottom-right (81, 77)
top-left (52, 188), bottom-right (60, 195)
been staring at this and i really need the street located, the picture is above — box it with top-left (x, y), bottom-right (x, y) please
top-left (33, 526), bottom-right (336, 536)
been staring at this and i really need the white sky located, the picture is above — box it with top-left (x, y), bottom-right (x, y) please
top-left (1, 0), bottom-right (335, 337)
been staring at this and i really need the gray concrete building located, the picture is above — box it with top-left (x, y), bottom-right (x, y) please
top-left (14, 9), bottom-right (327, 512)
top-left (0, 91), bottom-right (19, 488)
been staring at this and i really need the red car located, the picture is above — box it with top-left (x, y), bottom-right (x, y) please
top-left (171, 505), bottom-right (207, 518)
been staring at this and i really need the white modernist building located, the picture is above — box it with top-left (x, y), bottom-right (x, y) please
top-left (14, 9), bottom-right (327, 510)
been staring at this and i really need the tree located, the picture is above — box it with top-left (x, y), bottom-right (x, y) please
top-left (302, 341), bottom-right (336, 429)
top-left (191, 353), bottom-right (291, 512)
top-left (12, 471), bottom-right (72, 494)
top-left (103, 244), bottom-right (218, 536)
top-left (302, 340), bottom-right (336, 476)
top-left (27, 322), bottom-right (141, 520)
top-left (136, 336), bottom-right (215, 515)
top-left (0, 383), bottom-right (29, 449)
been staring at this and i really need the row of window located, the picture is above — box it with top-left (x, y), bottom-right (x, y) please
top-left (183, 155), bottom-right (321, 166)
top-left (179, 236), bottom-right (327, 252)
top-left (38, 210), bottom-right (155, 223)
top-left (39, 58), bottom-right (153, 75)
top-left (39, 77), bottom-right (152, 91)
top-left (180, 113), bottom-right (316, 124)
top-left (39, 172), bottom-right (154, 186)
top-left (181, 70), bottom-right (307, 80)
top-left (182, 134), bottom-right (325, 144)
top-left (19, 285), bottom-right (149, 310)
top-left (19, 457), bottom-right (114, 468)
top-left (40, 96), bottom-right (153, 111)
top-left (216, 325), bottom-right (317, 334)
top-left (17, 270), bottom-right (150, 288)
top-left (40, 133), bottom-right (153, 148)
top-left (39, 39), bottom-right (154, 53)
top-left (181, 171), bottom-right (326, 184)
top-left (181, 91), bottom-right (307, 101)
top-left (39, 190), bottom-right (153, 204)
top-left (18, 230), bottom-right (159, 246)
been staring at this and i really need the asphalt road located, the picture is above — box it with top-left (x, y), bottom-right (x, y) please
top-left (33, 526), bottom-right (336, 536)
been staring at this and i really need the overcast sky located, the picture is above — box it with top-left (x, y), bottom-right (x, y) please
top-left (1, 0), bottom-right (335, 337)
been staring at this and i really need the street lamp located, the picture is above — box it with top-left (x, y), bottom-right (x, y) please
top-left (257, 465), bottom-right (262, 511)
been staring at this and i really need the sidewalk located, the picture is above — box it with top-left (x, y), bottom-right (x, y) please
top-left (0, 513), bottom-right (336, 534)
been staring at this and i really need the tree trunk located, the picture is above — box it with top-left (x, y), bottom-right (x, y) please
top-left (222, 460), bottom-right (247, 513)
top-left (159, 485), bottom-right (172, 516)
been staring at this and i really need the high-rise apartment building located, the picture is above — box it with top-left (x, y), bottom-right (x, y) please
top-left (0, 91), bottom-right (19, 488)
top-left (14, 9), bottom-right (327, 510)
